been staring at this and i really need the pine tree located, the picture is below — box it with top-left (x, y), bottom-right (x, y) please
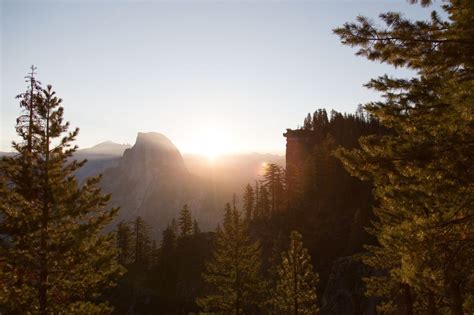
top-left (0, 79), bottom-right (122, 313)
top-left (178, 204), bottom-right (193, 237)
top-left (157, 222), bottom-right (179, 306)
top-left (303, 113), bottom-right (312, 130)
top-left (262, 163), bottom-right (286, 214)
top-left (197, 203), bottom-right (265, 314)
top-left (258, 185), bottom-right (271, 218)
top-left (132, 216), bottom-right (151, 265)
top-left (334, 1), bottom-right (474, 313)
top-left (170, 218), bottom-right (179, 236)
top-left (311, 109), bottom-right (328, 130)
top-left (242, 184), bottom-right (255, 222)
top-left (193, 219), bottom-right (201, 236)
top-left (253, 181), bottom-right (263, 219)
top-left (149, 240), bottom-right (159, 267)
top-left (272, 231), bottom-right (319, 315)
top-left (14, 65), bottom-right (42, 199)
top-left (160, 222), bottom-right (178, 255)
top-left (117, 221), bottom-right (133, 266)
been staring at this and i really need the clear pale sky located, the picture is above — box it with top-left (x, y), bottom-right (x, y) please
top-left (1, 0), bottom-right (439, 155)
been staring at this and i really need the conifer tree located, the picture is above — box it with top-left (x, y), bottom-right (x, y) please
top-left (0, 80), bottom-right (122, 314)
top-left (242, 184), bottom-right (255, 222)
top-left (272, 231), bottom-right (319, 315)
top-left (193, 219), bottom-right (201, 236)
top-left (14, 65), bottom-right (42, 198)
top-left (178, 204), bottom-right (193, 237)
top-left (253, 181), bottom-right (263, 219)
top-left (197, 203), bottom-right (265, 314)
top-left (262, 163), bottom-right (286, 213)
top-left (311, 109), bottom-right (328, 130)
top-left (132, 216), bottom-right (151, 265)
top-left (258, 185), bottom-right (271, 218)
top-left (117, 221), bottom-right (133, 266)
top-left (160, 222), bottom-right (178, 255)
top-left (170, 218), bottom-right (179, 236)
top-left (334, 1), bottom-right (474, 313)
top-left (149, 240), bottom-right (159, 267)
top-left (303, 113), bottom-right (312, 130)
top-left (157, 222), bottom-right (179, 306)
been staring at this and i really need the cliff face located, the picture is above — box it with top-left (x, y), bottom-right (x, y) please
top-left (282, 114), bottom-right (383, 314)
top-left (117, 132), bottom-right (188, 182)
top-left (101, 132), bottom-right (208, 238)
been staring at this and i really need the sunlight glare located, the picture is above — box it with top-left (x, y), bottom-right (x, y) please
top-left (187, 127), bottom-right (233, 161)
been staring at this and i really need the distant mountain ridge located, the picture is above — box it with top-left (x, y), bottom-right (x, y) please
top-left (1, 141), bottom-right (129, 159)
top-left (76, 141), bottom-right (131, 158)
top-left (73, 141), bottom-right (130, 183)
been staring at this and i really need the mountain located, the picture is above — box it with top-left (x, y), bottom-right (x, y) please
top-left (74, 141), bottom-right (130, 183)
top-left (76, 141), bottom-right (131, 157)
top-left (101, 132), bottom-right (217, 238)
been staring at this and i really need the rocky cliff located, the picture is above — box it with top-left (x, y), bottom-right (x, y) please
top-left (101, 132), bottom-right (213, 238)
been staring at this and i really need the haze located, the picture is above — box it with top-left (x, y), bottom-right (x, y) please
top-left (1, 0), bottom-right (436, 156)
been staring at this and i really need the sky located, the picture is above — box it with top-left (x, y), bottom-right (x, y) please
top-left (1, 0), bottom-right (442, 156)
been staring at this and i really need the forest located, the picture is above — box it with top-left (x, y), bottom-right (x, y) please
top-left (0, 1), bottom-right (473, 314)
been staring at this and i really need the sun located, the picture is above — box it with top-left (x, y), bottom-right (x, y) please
top-left (187, 127), bottom-right (233, 161)
top-left (204, 146), bottom-right (220, 162)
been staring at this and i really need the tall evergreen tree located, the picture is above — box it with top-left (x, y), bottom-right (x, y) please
top-left (197, 204), bottom-right (265, 314)
top-left (253, 181), bottom-right (262, 219)
top-left (262, 163), bottom-right (286, 214)
top-left (170, 218), bottom-right (179, 237)
top-left (242, 184), bottom-right (255, 222)
top-left (258, 185), bottom-right (271, 218)
top-left (0, 80), bottom-right (122, 313)
top-left (272, 231), bottom-right (319, 315)
top-left (303, 113), bottom-right (312, 130)
top-left (160, 222), bottom-right (178, 258)
top-left (117, 221), bottom-right (133, 266)
top-left (178, 204), bottom-right (193, 237)
top-left (311, 109), bottom-right (329, 130)
top-left (132, 216), bottom-right (151, 265)
top-left (14, 65), bottom-right (42, 199)
top-left (193, 219), bottom-right (201, 236)
top-left (335, 1), bottom-right (474, 313)
top-left (149, 240), bottom-right (160, 267)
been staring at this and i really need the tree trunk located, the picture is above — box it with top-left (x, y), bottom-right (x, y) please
top-left (293, 240), bottom-right (298, 315)
top-left (39, 98), bottom-right (51, 315)
top-left (352, 293), bottom-right (362, 315)
top-left (427, 290), bottom-right (436, 315)
top-left (403, 284), bottom-right (413, 315)
top-left (449, 282), bottom-right (464, 315)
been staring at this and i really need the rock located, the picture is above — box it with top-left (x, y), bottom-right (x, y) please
top-left (101, 132), bottom-right (210, 238)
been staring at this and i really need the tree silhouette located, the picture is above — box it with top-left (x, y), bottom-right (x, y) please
top-left (272, 231), bottom-right (319, 315)
top-left (0, 75), bottom-right (122, 313)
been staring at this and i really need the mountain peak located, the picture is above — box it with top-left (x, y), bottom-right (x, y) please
top-left (101, 131), bottom-right (194, 237)
top-left (135, 132), bottom-right (177, 151)
top-left (118, 131), bottom-right (188, 175)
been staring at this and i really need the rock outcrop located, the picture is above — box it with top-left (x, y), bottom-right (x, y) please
top-left (102, 132), bottom-right (208, 238)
